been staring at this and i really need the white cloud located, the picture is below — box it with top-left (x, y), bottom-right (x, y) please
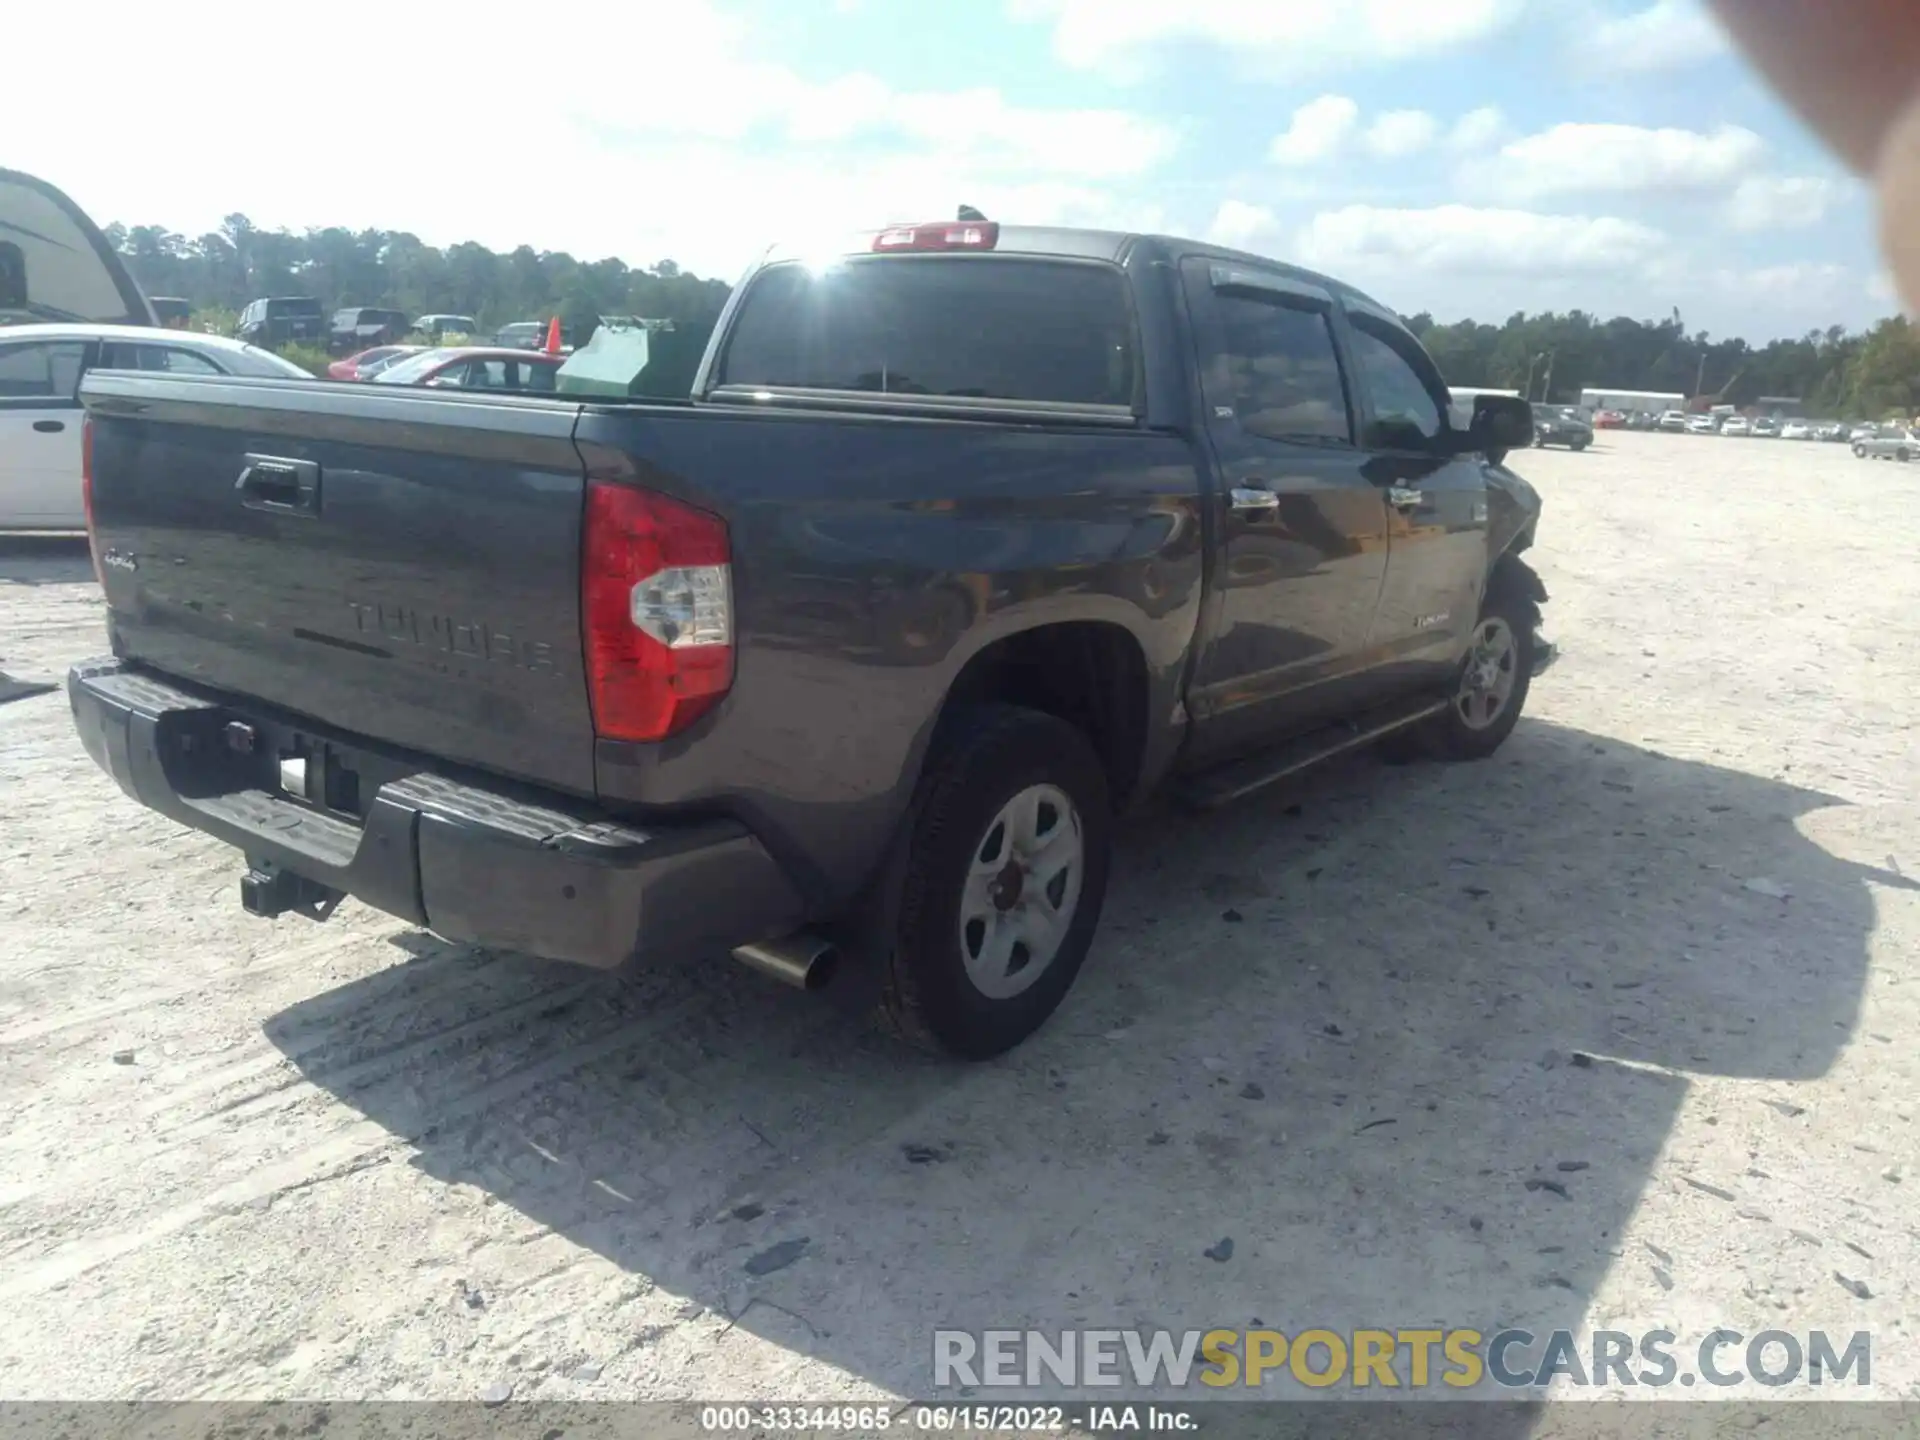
top-left (1362, 111), bottom-right (1441, 160)
top-left (1448, 107), bottom-right (1509, 153)
top-left (1269, 96), bottom-right (1361, 167)
top-left (1012, 0), bottom-right (1526, 81)
top-left (1294, 204), bottom-right (1669, 276)
top-left (1588, 0), bottom-right (1731, 73)
top-left (1494, 123), bottom-right (1767, 198)
top-left (1208, 200), bottom-right (1283, 250)
top-left (0, 0), bottom-right (1177, 280)
top-left (1726, 176), bottom-right (1844, 233)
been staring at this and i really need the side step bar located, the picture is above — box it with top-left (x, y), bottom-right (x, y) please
top-left (1173, 693), bottom-right (1449, 811)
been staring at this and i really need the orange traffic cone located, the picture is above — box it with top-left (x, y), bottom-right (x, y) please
top-left (544, 315), bottom-right (562, 355)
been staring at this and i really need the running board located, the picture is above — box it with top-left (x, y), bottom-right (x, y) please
top-left (1173, 694), bottom-right (1449, 811)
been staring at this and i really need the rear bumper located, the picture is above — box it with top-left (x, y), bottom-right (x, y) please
top-left (67, 659), bottom-right (806, 970)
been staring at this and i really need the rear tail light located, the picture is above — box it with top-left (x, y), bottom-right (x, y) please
top-left (81, 415), bottom-right (105, 588)
top-left (582, 482), bottom-right (733, 742)
top-left (872, 220), bottom-right (1000, 253)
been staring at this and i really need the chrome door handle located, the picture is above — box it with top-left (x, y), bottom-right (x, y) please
top-left (1387, 485), bottom-right (1424, 510)
top-left (1229, 485), bottom-right (1280, 514)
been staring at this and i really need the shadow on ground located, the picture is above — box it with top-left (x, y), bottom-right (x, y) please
top-left (264, 720), bottom-right (1897, 1424)
top-left (0, 534), bottom-right (93, 588)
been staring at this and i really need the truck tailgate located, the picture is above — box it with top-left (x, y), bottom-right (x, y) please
top-left (80, 374), bottom-right (599, 796)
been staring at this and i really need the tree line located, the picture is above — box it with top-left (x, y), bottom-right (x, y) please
top-left (105, 215), bottom-right (734, 346)
top-left (104, 215), bottom-right (1920, 418)
top-left (1407, 307), bottom-right (1920, 419)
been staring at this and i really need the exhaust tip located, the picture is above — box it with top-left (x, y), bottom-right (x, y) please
top-left (733, 934), bottom-right (839, 991)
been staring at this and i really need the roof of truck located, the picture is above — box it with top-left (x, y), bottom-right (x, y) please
top-left (761, 223), bottom-right (1409, 331)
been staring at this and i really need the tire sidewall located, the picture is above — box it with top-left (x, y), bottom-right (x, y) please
top-left (898, 711), bottom-right (1113, 1058)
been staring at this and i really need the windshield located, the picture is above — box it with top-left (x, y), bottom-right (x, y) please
top-left (235, 344), bottom-right (320, 379)
top-left (718, 257), bottom-right (1138, 407)
top-left (373, 348), bottom-right (457, 384)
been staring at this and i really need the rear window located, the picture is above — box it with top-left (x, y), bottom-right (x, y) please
top-left (717, 257), bottom-right (1137, 408)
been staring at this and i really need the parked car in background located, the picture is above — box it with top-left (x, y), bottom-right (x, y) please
top-left (1531, 403), bottom-right (1593, 450)
top-left (1593, 409), bottom-right (1626, 428)
top-left (1849, 423), bottom-right (1878, 443)
top-left (493, 320), bottom-right (550, 350)
top-left (1780, 419), bottom-right (1816, 440)
top-left (1721, 415), bottom-right (1751, 436)
top-left (1685, 414), bottom-right (1718, 434)
top-left (1658, 410), bottom-right (1688, 432)
top-left (1854, 424), bottom-right (1919, 460)
top-left (412, 314), bottom-right (479, 342)
top-left (326, 344), bottom-right (424, 381)
top-left (236, 296), bottom-right (326, 347)
top-left (0, 323), bottom-right (308, 530)
top-left (1751, 417), bottom-right (1779, 438)
top-left (370, 345), bottom-right (563, 392)
top-left (328, 307), bottom-right (409, 355)
top-left (149, 297), bottom-right (192, 330)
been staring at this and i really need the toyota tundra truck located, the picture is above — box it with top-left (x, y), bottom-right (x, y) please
top-left (67, 216), bottom-right (1550, 1058)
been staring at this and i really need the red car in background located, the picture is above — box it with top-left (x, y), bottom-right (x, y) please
top-left (370, 346), bottom-right (565, 392)
top-left (327, 344), bottom-right (424, 381)
top-left (1593, 409), bottom-right (1627, 428)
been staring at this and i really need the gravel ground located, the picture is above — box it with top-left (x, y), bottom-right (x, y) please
top-left (0, 429), bottom-right (1915, 1413)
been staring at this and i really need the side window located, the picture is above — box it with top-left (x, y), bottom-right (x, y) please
top-left (146, 347), bottom-right (223, 376)
top-left (1347, 321), bottom-right (1444, 445)
top-left (1208, 293), bottom-right (1353, 444)
top-left (0, 342), bottom-right (88, 406)
top-left (522, 362), bottom-right (558, 393)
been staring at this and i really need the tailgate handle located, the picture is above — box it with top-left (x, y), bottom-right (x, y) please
top-left (236, 455), bottom-right (321, 517)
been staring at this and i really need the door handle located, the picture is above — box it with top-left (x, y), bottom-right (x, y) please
top-left (32, 419), bottom-right (65, 433)
top-left (1387, 485), bottom-right (1424, 510)
top-left (1229, 485), bottom-right (1280, 514)
top-left (235, 454), bottom-right (322, 517)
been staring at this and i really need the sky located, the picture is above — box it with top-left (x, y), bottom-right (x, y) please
top-left (4, 0), bottom-right (1894, 340)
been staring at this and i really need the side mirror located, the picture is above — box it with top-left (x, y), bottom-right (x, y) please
top-left (1459, 394), bottom-right (1533, 455)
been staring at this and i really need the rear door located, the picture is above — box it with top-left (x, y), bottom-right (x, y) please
top-left (1179, 257), bottom-right (1391, 760)
top-left (1346, 304), bottom-right (1491, 692)
top-left (0, 337), bottom-right (90, 528)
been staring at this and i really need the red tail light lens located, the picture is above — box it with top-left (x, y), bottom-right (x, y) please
top-left (81, 415), bottom-right (105, 588)
top-left (582, 482), bottom-right (733, 742)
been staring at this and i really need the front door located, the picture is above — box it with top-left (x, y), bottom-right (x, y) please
top-left (0, 339), bottom-right (89, 529)
top-left (1180, 257), bottom-right (1391, 763)
top-left (1344, 306), bottom-right (1491, 693)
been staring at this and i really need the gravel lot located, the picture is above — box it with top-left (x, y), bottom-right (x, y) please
top-left (1, 429), bottom-right (1916, 1413)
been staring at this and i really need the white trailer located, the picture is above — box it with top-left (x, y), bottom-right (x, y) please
top-left (1579, 388), bottom-right (1684, 414)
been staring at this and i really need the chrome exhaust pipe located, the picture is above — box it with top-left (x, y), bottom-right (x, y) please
top-left (733, 933), bottom-right (839, 991)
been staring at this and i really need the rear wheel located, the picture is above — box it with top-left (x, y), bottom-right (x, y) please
top-left (1570, 438), bottom-right (1588, 452)
top-left (871, 705), bottom-right (1112, 1058)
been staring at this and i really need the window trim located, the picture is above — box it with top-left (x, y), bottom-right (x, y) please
top-left (1191, 268), bottom-right (1357, 449)
top-left (704, 253), bottom-right (1147, 422)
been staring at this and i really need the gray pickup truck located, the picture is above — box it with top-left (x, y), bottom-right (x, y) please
top-left (69, 215), bottom-right (1551, 1058)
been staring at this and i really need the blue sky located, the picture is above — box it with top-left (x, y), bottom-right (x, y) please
top-left (4, 0), bottom-right (1888, 339)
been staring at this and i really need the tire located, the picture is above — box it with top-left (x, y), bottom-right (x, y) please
top-left (1855, 444), bottom-right (1867, 458)
top-left (871, 704), bottom-right (1113, 1059)
top-left (1397, 567), bottom-right (1539, 763)
top-left (1570, 438), bottom-right (1588, 451)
